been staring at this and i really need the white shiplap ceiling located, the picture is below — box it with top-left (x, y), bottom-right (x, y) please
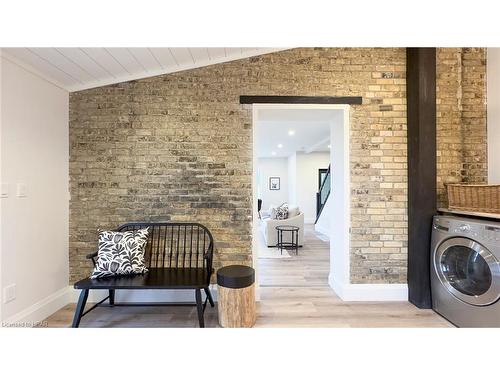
top-left (2, 48), bottom-right (287, 92)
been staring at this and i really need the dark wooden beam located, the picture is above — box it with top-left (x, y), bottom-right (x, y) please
top-left (239, 95), bottom-right (362, 105)
top-left (407, 48), bottom-right (437, 309)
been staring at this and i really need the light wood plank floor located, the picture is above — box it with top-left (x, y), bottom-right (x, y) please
top-left (43, 225), bottom-right (452, 328)
top-left (255, 225), bottom-right (451, 327)
top-left (258, 224), bottom-right (330, 287)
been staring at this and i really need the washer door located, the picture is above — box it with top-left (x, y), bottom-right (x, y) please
top-left (435, 237), bottom-right (500, 306)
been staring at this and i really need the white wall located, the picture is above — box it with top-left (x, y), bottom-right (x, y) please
top-left (259, 152), bottom-right (330, 223)
top-left (287, 152), bottom-right (297, 205)
top-left (488, 48), bottom-right (500, 183)
top-left (288, 151), bottom-right (330, 223)
top-left (257, 157), bottom-right (289, 209)
top-left (0, 51), bottom-right (3, 321)
top-left (315, 195), bottom-right (332, 237)
top-left (0, 54), bottom-right (69, 323)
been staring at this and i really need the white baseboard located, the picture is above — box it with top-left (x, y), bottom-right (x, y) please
top-left (2, 285), bottom-right (219, 327)
top-left (68, 284), bottom-right (218, 303)
top-left (2, 286), bottom-right (70, 326)
top-left (329, 274), bottom-right (408, 301)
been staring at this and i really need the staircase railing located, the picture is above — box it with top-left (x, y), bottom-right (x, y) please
top-left (315, 165), bottom-right (331, 223)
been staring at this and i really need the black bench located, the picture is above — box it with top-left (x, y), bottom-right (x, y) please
top-left (72, 222), bottom-right (214, 328)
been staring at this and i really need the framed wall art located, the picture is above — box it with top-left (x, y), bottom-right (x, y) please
top-left (269, 177), bottom-right (280, 190)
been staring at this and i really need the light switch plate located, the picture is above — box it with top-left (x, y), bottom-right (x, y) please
top-left (0, 183), bottom-right (8, 198)
top-left (16, 183), bottom-right (27, 197)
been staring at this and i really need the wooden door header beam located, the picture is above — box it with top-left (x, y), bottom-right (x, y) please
top-left (239, 95), bottom-right (362, 105)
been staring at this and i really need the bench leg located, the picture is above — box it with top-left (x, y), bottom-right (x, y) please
top-left (204, 287), bottom-right (215, 307)
top-left (72, 289), bottom-right (89, 328)
top-left (195, 289), bottom-right (205, 328)
top-left (109, 289), bottom-right (115, 306)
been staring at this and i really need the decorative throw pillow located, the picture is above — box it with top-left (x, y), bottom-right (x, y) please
top-left (275, 203), bottom-right (289, 220)
top-left (269, 204), bottom-right (277, 219)
top-left (288, 205), bottom-right (300, 218)
top-left (91, 228), bottom-right (150, 279)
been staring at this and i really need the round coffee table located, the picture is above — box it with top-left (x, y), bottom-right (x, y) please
top-left (275, 225), bottom-right (299, 255)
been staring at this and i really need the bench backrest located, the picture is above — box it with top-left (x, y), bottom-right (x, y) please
top-left (116, 222), bottom-right (214, 271)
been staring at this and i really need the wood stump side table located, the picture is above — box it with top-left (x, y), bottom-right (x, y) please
top-left (216, 265), bottom-right (256, 328)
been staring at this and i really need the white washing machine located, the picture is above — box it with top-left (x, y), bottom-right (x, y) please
top-left (431, 215), bottom-right (500, 327)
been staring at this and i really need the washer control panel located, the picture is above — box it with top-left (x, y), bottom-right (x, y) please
top-left (484, 225), bottom-right (500, 241)
top-left (433, 216), bottom-right (500, 242)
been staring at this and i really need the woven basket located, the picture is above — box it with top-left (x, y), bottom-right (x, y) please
top-left (446, 184), bottom-right (500, 214)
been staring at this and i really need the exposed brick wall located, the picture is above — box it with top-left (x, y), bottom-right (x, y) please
top-left (69, 47), bottom-right (486, 285)
top-left (461, 48), bottom-right (488, 184)
top-left (436, 48), bottom-right (487, 207)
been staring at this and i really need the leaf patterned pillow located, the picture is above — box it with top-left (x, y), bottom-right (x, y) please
top-left (91, 228), bottom-right (150, 279)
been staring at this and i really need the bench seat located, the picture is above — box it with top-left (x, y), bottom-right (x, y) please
top-left (71, 222), bottom-right (215, 328)
top-left (75, 268), bottom-right (210, 290)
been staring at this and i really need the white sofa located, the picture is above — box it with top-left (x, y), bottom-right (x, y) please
top-left (260, 210), bottom-right (305, 247)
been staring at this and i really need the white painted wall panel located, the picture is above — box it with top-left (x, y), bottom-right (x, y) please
top-left (257, 157), bottom-right (289, 210)
top-left (288, 153), bottom-right (297, 205)
top-left (315, 193), bottom-right (332, 237)
top-left (293, 152), bottom-right (330, 223)
top-left (488, 48), bottom-right (500, 183)
top-left (0, 56), bottom-right (69, 322)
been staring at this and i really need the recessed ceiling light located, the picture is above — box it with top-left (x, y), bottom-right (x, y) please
top-left (277, 144), bottom-right (283, 148)
top-left (271, 151), bottom-right (277, 156)
top-left (288, 130), bottom-right (295, 136)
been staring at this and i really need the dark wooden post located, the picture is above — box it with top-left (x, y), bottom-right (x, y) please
top-left (407, 48), bottom-right (437, 309)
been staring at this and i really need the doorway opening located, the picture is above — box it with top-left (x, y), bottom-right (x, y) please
top-left (251, 104), bottom-right (350, 300)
